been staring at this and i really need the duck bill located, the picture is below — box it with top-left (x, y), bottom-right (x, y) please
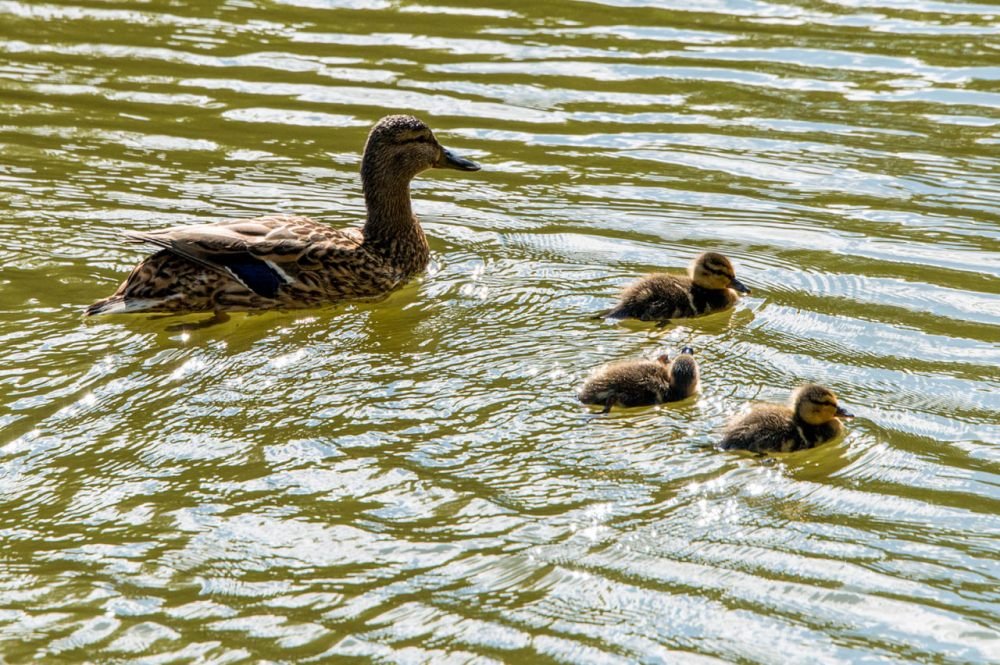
top-left (836, 407), bottom-right (854, 419)
top-left (729, 277), bottom-right (751, 295)
top-left (434, 146), bottom-right (481, 171)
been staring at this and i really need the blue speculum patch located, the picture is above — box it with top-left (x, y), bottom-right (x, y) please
top-left (225, 261), bottom-right (283, 299)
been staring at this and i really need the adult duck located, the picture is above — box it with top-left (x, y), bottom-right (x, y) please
top-left (85, 115), bottom-right (480, 316)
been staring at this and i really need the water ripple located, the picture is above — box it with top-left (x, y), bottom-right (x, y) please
top-left (1, 0), bottom-right (999, 662)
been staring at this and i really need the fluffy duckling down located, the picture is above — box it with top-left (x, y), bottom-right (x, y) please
top-left (720, 385), bottom-right (853, 454)
top-left (579, 347), bottom-right (699, 413)
top-left (602, 252), bottom-right (750, 321)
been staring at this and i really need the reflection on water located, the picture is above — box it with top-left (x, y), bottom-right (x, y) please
top-left (1, 0), bottom-right (1000, 662)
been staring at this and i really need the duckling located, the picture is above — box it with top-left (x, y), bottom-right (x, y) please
top-left (85, 115), bottom-right (481, 316)
top-left (579, 347), bottom-right (699, 413)
top-left (719, 385), bottom-right (853, 454)
top-left (602, 252), bottom-right (750, 321)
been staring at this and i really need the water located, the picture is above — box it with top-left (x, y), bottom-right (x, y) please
top-left (2, 0), bottom-right (1000, 662)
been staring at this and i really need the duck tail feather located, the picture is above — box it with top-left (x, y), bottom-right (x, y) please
top-left (84, 296), bottom-right (160, 316)
top-left (121, 230), bottom-right (157, 244)
top-left (85, 296), bottom-right (126, 316)
top-left (598, 306), bottom-right (625, 320)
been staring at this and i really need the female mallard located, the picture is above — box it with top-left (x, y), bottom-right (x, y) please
top-left (602, 252), bottom-right (750, 321)
top-left (85, 115), bottom-right (480, 316)
top-left (579, 347), bottom-right (699, 413)
top-left (720, 385), bottom-right (853, 454)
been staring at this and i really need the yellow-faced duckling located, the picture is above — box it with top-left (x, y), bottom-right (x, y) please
top-left (602, 252), bottom-right (750, 321)
top-left (720, 385), bottom-right (853, 454)
top-left (85, 115), bottom-right (481, 316)
top-left (579, 347), bottom-right (699, 413)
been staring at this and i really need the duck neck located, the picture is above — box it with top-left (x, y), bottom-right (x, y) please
top-left (358, 156), bottom-right (430, 273)
top-left (361, 165), bottom-right (419, 243)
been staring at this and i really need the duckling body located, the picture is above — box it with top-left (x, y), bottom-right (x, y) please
top-left (720, 385), bottom-right (853, 453)
top-left (603, 252), bottom-right (750, 321)
top-left (85, 115), bottom-right (480, 316)
top-left (579, 347), bottom-right (699, 413)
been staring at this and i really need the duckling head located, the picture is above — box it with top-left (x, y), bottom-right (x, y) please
top-left (361, 115), bottom-right (480, 188)
top-left (689, 252), bottom-right (751, 294)
top-left (791, 385), bottom-right (854, 425)
top-left (669, 347), bottom-right (699, 393)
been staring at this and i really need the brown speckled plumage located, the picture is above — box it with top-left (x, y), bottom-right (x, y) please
top-left (579, 347), bottom-right (700, 413)
top-left (602, 252), bottom-right (751, 321)
top-left (85, 115), bottom-right (480, 316)
top-left (720, 385), bottom-right (854, 454)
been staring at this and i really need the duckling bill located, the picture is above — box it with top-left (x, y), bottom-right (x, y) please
top-left (720, 385), bottom-right (853, 454)
top-left (579, 347), bottom-right (699, 413)
top-left (85, 115), bottom-right (481, 316)
top-left (602, 251), bottom-right (750, 321)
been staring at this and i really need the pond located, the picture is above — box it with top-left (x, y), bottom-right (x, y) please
top-left (1, 0), bottom-right (999, 662)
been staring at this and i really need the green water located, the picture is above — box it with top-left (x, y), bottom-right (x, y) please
top-left (2, 0), bottom-right (1000, 662)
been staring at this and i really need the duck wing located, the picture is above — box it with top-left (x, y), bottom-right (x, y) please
top-left (122, 215), bottom-right (362, 299)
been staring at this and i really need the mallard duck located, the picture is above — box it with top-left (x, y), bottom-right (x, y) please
top-left (85, 115), bottom-right (481, 316)
top-left (719, 385), bottom-right (853, 454)
top-left (579, 346), bottom-right (699, 413)
top-left (602, 252), bottom-right (750, 321)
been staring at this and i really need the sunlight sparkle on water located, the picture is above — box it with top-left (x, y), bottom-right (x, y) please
top-left (271, 349), bottom-right (307, 369)
top-left (170, 358), bottom-right (207, 380)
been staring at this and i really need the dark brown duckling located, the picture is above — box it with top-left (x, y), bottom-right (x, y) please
top-left (720, 385), bottom-right (853, 454)
top-left (602, 252), bottom-right (751, 321)
top-left (579, 347), bottom-right (699, 413)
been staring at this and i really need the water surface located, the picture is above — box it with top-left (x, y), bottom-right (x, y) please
top-left (2, 0), bottom-right (1000, 662)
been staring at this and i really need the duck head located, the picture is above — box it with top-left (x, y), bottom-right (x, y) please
top-left (792, 385), bottom-right (853, 425)
top-left (361, 115), bottom-right (480, 188)
top-left (689, 252), bottom-right (751, 294)
top-left (668, 346), bottom-right (699, 394)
